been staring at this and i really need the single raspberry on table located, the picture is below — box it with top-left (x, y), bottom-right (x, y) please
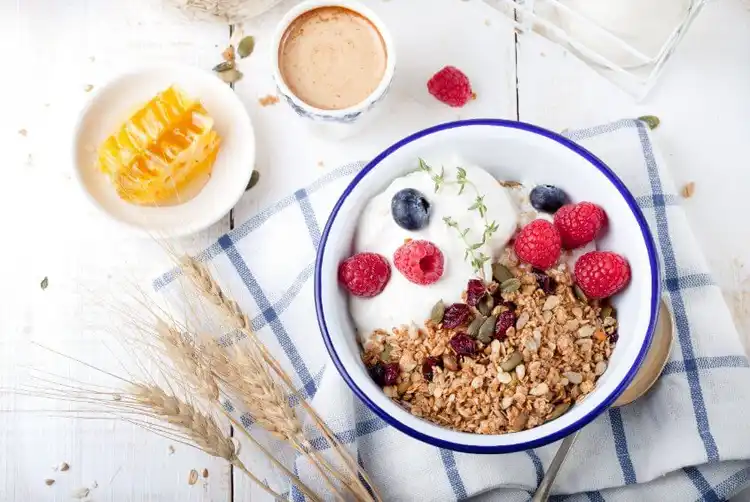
top-left (513, 219), bottom-right (562, 270)
top-left (427, 66), bottom-right (473, 107)
top-left (338, 252), bottom-right (391, 297)
top-left (554, 202), bottom-right (608, 249)
top-left (394, 240), bottom-right (444, 285)
top-left (574, 251), bottom-right (631, 299)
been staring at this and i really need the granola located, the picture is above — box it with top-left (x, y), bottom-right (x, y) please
top-left (362, 250), bottom-right (618, 435)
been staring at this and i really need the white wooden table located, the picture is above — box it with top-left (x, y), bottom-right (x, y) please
top-left (4, 0), bottom-right (750, 500)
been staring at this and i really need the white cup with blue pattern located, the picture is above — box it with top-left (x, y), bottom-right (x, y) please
top-left (271, 0), bottom-right (396, 139)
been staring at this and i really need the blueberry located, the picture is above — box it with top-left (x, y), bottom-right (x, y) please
top-left (391, 188), bottom-right (431, 230)
top-left (530, 185), bottom-right (570, 213)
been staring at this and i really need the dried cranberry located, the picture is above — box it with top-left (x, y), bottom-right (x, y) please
top-left (466, 279), bottom-right (487, 307)
top-left (450, 333), bottom-right (476, 356)
top-left (422, 356), bottom-right (443, 381)
top-left (368, 362), bottom-right (386, 385)
top-left (609, 331), bottom-right (619, 344)
top-left (382, 362), bottom-right (400, 386)
top-left (533, 269), bottom-right (557, 295)
top-left (495, 310), bottom-right (516, 340)
top-left (442, 303), bottom-right (471, 328)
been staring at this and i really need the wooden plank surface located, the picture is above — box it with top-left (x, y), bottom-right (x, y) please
top-left (2, 1), bottom-right (232, 501)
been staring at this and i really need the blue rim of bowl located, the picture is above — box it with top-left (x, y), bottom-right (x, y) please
top-left (314, 118), bottom-right (661, 454)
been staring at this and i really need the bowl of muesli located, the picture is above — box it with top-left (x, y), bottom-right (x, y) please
top-left (314, 119), bottom-right (660, 453)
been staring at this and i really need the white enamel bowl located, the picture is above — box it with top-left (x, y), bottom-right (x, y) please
top-left (315, 119), bottom-right (660, 453)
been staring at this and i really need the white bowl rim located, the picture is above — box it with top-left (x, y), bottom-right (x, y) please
top-left (314, 118), bottom-right (661, 454)
top-left (70, 63), bottom-right (256, 238)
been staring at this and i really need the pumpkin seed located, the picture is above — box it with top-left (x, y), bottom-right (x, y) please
top-left (430, 300), bottom-right (445, 323)
top-left (492, 263), bottom-right (513, 283)
top-left (212, 60), bottom-right (235, 72)
top-left (237, 36), bottom-right (255, 58)
top-left (500, 351), bottom-right (523, 372)
top-left (573, 284), bottom-right (588, 304)
top-left (600, 305), bottom-right (614, 320)
top-left (547, 402), bottom-right (571, 421)
top-left (467, 316), bottom-right (485, 339)
top-left (245, 170), bottom-right (260, 191)
top-left (638, 115), bottom-right (660, 130)
top-left (380, 344), bottom-right (393, 361)
top-left (478, 295), bottom-right (494, 316)
top-left (40, 276), bottom-right (49, 290)
top-left (478, 315), bottom-right (497, 344)
top-left (500, 278), bottom-right (521, 294)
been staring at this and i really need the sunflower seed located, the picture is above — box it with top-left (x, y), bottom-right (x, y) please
top-left (430, 300), bottom-right (445, 323)
top-left (501, 396), bottom-right (514, 409)
top-left (500, 278), bottom-right (521, 293)
top-left (467, 316), bottom-right (485, 338)
top-left (515, 364), bottom-right (526, 380)
top-left (45, 479), bottom-right (55, 486)
top-left (212, 60), bottom-right (235, 72)
top-left (500, 351), bottom-right (523, 372)
top-left (573, 284), bottom-right (588, 304)
top-left (530, 382), bottom-right (549, 396)
top-left (497, 371), bottom-right (512, 384)
top-left (245, 170), bottom-right (260, 191)
top-left (478, 315), bottom-right (496, 344)
top-left (188, 469), bottom-right (199, 485)
top-left (595, 361), bottom-right (608, 376)
top-left (577, 325), bottom-right (595, 338)
top-left (542, 295), bottom-right (560, 311)
top-left (516, 312), bottom-right (530, 330)
top-left (492, 263), bottom-right (514, 283)
top-left (547, 402), bottom-right (571, 421)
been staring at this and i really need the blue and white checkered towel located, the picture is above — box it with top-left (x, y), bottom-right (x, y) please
top-left (155, 119), bottom-right (750, 502)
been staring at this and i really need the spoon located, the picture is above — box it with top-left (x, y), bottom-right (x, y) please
top-left (531, 299), bottom-right (675, 502)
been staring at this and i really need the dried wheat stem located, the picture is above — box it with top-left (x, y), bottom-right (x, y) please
top-left (180, 257), bottom-right (381, 500)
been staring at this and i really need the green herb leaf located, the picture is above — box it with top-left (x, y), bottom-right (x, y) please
top-left (638, 115), bottom-right (660, 130)
top-left (237, 36), bottom-right (255, 58)
top-left (417, 158), bottom-right (431, 172)
top-left (469, 242), bottom-right (482, 250)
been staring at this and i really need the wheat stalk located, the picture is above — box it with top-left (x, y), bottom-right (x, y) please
top-left (179, 256), bottom-right (381, 501)
top-left (147, 319), bottom-right (323, 502)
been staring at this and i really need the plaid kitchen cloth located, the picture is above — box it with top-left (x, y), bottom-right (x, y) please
top-left (155, 119), bottom-right (750, 502)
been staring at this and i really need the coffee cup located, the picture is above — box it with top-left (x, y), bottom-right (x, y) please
top-left (271, 0), bottom-right (395, 138)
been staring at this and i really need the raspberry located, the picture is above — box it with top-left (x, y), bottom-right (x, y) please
top-left (450, 333), bottom-right (476, 356)
top-left (442, 303), bottom-right (471, 328)
top-left (574, 251), bottom-right (631, 299)
top-left (513, 220), bottom-right (562, 270)
top-left (338, 252), bottom-right (391, 297)
top-left (495, 309), bottom-right (515, 340)
top-left (393, 240), bottom-right (444, 285)
top-left (554, 202), bottom-right (608, 249)
top-left (466, 279), bottom-right (487, 307)
top-left (427, 66), bottom-right (473, 107)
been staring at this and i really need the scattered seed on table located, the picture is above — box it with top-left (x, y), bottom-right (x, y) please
top-left (202, 468), bottom-right (209, 478)
top-left (44, 479), bottom-right (55, 486)
top-left (188, 469), bottom-right (199, 485)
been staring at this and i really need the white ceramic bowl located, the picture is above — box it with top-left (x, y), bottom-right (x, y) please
top-left (270, 0), bottom-right (396, 139)
top-left (72, 64), bottom-right (255, 237)
top-left (315, 119), bottom-right (660, 453)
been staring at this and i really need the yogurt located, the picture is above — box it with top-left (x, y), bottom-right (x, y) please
top-left (351, 158), bottom-right (519, 341)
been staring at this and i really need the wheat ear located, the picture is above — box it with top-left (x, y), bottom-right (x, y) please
top-left (179, 257), bottom-right (381, 501)
top-left (150, 320), bottom-right (323, 502)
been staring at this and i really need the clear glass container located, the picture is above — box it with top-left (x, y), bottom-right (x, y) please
top-left (495, 0), bottom-right (708, 99)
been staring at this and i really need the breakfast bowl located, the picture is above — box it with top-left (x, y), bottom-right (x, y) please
top-left (72, 64), bottom-right (255, 238)
top-left (315, 119), bottom-right (660, 453)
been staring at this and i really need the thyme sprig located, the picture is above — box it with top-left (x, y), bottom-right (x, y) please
top-left (417, 158), bottom-right (499, 276)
